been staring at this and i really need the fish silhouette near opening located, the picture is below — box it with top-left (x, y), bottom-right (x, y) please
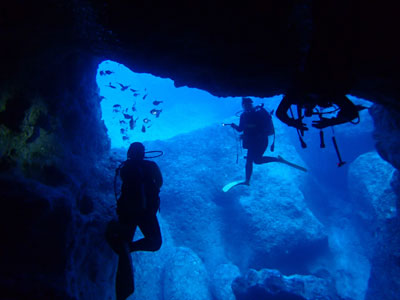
top-left (150, 109), bottom-right (162, 118)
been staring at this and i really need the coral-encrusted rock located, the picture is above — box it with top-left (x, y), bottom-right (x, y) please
top-left (163, 247), bottom-right (212, 300)
top-left (232, 268), bottom-right (339, 300)
top-left (211, 263), bottom-right (241, 300)
top-left (348, 151), bottom-right (397, 220)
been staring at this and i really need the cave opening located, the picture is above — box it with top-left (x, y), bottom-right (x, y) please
top-left (96, 60), bottom-right (283, 148)
top-left (94, 60), bottom-right (393, 300)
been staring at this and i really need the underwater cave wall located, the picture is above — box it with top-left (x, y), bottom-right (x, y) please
top-left (364, 103), bottom-right (400, 299)
top-left (0, 49), bottom-right (116, 299)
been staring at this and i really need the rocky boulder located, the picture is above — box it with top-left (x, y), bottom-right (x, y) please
top-left (348, 151), bottom-right (397, 220)
top-left (232, 268), bottom-right (339, 300)
top-left (211, 263), bottom-right (241, 300)
top-left (163, 247), bottom-right (212, 300)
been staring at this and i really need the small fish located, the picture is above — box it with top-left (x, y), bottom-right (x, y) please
top-left (131, 106), bottom-right (136, 112)
top-left (143, 94), bottom-right (148, 100)
top-left (106, 82), bottom-right (116, 89)
top-left (153, 100), bottom-right (163, 106)
top-left (99, 96), bottom-right (106, 100)
top-left (130, 88), bottom-right (138, 93)
top-left (143, 118), bottom-right (151, 124)
top-left (133, 93), bottom-right (140, 97)
top-left (150, 109), bottom-right (162, 118)
top-left (119, 120), bottom-right (126, 125)
top-left (141, 125), bottom-right (146, 133)
top-left (120, 128), bottom-right (126, 134)
top-left (118, 83), bottom-right (130, 91)
top-left (105, 70), bottom-right (114, 75)
top-left (100, 71), bottom-right (105, 76)
top-left (112, 104), bottom-right (121, 113)
top-left (122, 136), bottom-right (129, 141)
top-left (129, 117), bottom-right (138, 130)
top-left (123, 113), bottom-right (132, 119)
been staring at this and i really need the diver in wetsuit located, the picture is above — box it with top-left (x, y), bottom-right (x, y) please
top-left (117, 142), bottom-right (163, 253)
top-left (106, 142), bottom-right (163, 300)
top-left (231, 97), bottom-right (283, 185)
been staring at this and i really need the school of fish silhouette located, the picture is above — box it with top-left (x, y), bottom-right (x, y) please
top-left (100, 69), bottom-right (164, 141)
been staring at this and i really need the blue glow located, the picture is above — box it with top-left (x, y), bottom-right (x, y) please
top-left (96, 60), bottom-right (282, 148)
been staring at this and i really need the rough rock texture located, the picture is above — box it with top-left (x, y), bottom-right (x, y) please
top-left (364, 105), bottom-right (400, 300)
top-left (232, 268), bottom-right (339, 300)
top-left (369, 104), bottom-right (400, 170)
top-left (0, 174), bottom-right (115, 300)
top-left (0, 48), bottom-right (113, 298)
top-left (150, 121), bottom-right (327, 274)
top-left (163, 247), bottom-right (212, 300)
top-left (211, 264), bottom-right (241, 300)
top-left (238, 179), bottom-right (327, 272)
top-left (348, 151), bottom-right (397, 220)
top-left (365, 218), bottom-right (400, 300)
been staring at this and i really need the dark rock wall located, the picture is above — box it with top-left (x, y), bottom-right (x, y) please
top-left (364, 105), bottom-right (400, 299)
top-left (0, 4), bottom-right (114, 295)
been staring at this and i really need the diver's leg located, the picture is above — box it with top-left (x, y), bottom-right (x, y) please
top-left (245, 150), bottom-right (254, 185)
top-left (254, 156), bottom-right (280, 164)
top-left (114, 216), bottom-right (135, 299)
top-left (252, 138), bottom-right (279, 164)
top-left (130, 214), bottom-right (162, 252)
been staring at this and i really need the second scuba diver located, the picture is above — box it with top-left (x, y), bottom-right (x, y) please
top-left (230, 97), bottom-right (306, 186)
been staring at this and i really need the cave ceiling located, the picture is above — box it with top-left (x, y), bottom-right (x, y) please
top-left (1, 1), bottom-right (399, 107)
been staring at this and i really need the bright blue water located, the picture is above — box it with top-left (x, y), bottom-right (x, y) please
top-left (96, 60), bottom-right (283, 148)
top-left (97, 60), bottom-right (384, 300)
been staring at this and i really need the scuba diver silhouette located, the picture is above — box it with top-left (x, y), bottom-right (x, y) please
top-left (106, 142), bottom-right (163, 300)
top-left (226, 97), bottom-right (306, 190)
top-left (276, 90), bottom-right (367, 166)
top-left (276, 91), bottom-right (361, 131)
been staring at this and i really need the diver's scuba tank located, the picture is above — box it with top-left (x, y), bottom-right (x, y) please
top-left (113, 150), bottom-right (164, 201)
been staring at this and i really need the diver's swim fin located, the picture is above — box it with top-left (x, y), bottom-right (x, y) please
top-left (278, 156), bottom-right (307, 172)
top-left (105, 220), bottom-right (135, 300)
top-left (116, 247), bottom-right (134, 300)
top-left (223, 180), bottom-right (249, 192)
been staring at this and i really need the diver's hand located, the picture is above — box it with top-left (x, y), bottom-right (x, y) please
top-left (312, 118), bottom-right (335, 129)
top-left (288, 119), bottom-right (308, 131)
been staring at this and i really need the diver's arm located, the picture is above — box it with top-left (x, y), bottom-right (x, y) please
top-left (276, 96), bottom-right (308, 131)
top-left (231, 115), bottom-right (244, 132)
top-left (230, 123), bottom-right (241, 131)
